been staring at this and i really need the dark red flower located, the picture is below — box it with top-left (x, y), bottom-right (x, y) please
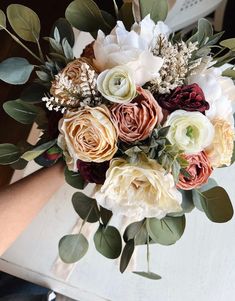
top-left (157, 83), bottom-right (209, 113)
top-left (77, 160), bottom-right (109, 184)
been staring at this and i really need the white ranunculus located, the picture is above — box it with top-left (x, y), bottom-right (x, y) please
top-left (97, 66), bottom-right (136, 103)
top-left (95, 155), bottom-right (182, 220)
top-left (165, 110), bottom-right (215, 154)
top-left (188, 66), bottom-right (235, 125)
top-left (93, 17), bottom-right (164, 86)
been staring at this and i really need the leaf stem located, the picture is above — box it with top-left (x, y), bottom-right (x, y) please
top-left (3, 27), bottom-right (44, 64)
top-left (78, 204), bottom-right (95, 234)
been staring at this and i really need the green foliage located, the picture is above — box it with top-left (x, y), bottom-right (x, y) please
top-left (94, 225), bottom-right (122, 259)
top-left (59, 234), bottom-right (88, 263)
top-left (118, 3), bottom-right (134, 31)
top-left (21, 139), bottom-right (57, 161)
top-left (7, 4), bottom-right (41, 43)
top-left (220, 38), bottom-right (235, 50)
top-left (72, 192), bottom-right (99, 223)
top-left (133, 271), bottom-right (161, 280)
top-left (0, 10), bottom-right (6, 29)
top-left (100, 206), bottom-right (112, 226)
top-left (222, 68), bottom-right (235, 79)
top-left (51, 18), bottom-right (75, 47)
top-left (0, 57), bottom-right (34, 85)
top-left (0, 144), bottom-right (20, 165)
top-left (146, 215), bottom-right (186, 245)
top-left (65, 0), bottom-right (112, 36)
top-left (139, 0), bottom-right (168, 22)
top-left (120, 239), bottom-right (135, 273)
top-left (123, 219), bottom-right (148, 245)
top-left (11, 158), bottom-right (28, 170)
top-left (3, 99), bottom-right (38, 124)
top-left (64, 167), bottom-right (86, 190)
top-left (21, 83), bottom-right (48, 103)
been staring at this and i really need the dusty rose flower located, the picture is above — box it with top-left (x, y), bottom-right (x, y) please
top-left (177, 152), bottom-right (213, 190)
top-left (111, 87), bottom-right (163, 143)
top-left (58, 105), bottom-right (118, 171)
top-left (77, 160), bottom-right (109, 184)
top-left (157, 84), bottom-right (209, 113)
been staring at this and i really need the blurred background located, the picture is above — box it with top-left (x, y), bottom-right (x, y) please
top-left (0, 0), bottom-right (234, 186)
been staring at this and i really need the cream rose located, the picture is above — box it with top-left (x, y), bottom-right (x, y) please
top-left (97, 66), bottom-right (136, 103)
top-left (205, 118), bottom-right (234, 168)
top-left (165, 110), bottom-right (214, 154)
top-left (58, 106), bottom-right (118, 171)
top-left (95, 155), bottom-right (182, 220)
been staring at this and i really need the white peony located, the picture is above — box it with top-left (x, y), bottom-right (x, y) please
top-left (188, 66), bottom-right (235, 125)
top-left (95, 155), bottom-right (182, 220)
top-left (93, 16), bottom-right (164, 86)
top-left (165, 110), bottom-right (215, 154)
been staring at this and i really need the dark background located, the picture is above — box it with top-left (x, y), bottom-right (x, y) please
top-left (0, 0), bottom-right (234, 186)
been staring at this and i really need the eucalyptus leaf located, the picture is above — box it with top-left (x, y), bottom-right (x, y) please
top-left (120, 239), bottom-right (135, 273)
top-left (64, 167), bottom-right (86, 190)
top-left (133, 271), bottom-right (162, 280)
top-left (140, 0), bottom-right (168, 22)
top-left (21, 83), bottom-right (48, 103)
top-left (10, 158), bottom-right (28, 170)
top-left (220, 38), bottom-right (235, 50)
top-left (21, 139), bottom-right (56, 161)
top-left (123, 220), bottom-right (147, 245)
top-left (62, 38), bottom-right (74, 60)
top-left (198, 18), bottom-right (213, 44)
top-left (222, 68), bottom-right (235, 79)
top-left (51, 18), bottom-right (75, 47)
top-left (36, 71), bottom-right (51, 82)
top-left (59, 233), bottom-right (88, 263)
top-left (3, 99), bottom-right (38, 124)
top-left (146, 215), bottom-right (186, 245)
top-left (0, 10), bottom-right (6, 29)
top-left (65, 0), bottom-right (110, 34)
top-left (94, 225), bottom-right (122, 259)
top-left (72, 192), bottom-right (99, 223)
top-left (7, 4), bottom-right (41, 42)
top-left (100, 10), bottom-right (116, 29)
top-left (199, 186), bottom-right (233, 223)
top-left (0, 57), bottom-right (34, 85)
top-left (0, 143), bottom-right (20, 165)
top-left (100, 206), bottom-right (112, 226)
top-left (118, 3), bottom-right (134, 31)
top-left (168, 190), bottom-right (194, 217)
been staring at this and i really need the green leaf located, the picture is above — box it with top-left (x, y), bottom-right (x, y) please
top-left (120, 239), bottom-right (135, 273)
top-left (198, 186), bottom-right (233, 223)
top-left (133, 271), bottom-right (161, 280)
top-left (10, 158), bottom-right (28, 170)
top-left (72, 192), bottom-right (99, 223)
top-left (100, 206), bottom-right (112, 226)
top-left (59, 233), bottom-right (88, 263)
top-left (192, 178), bottom-right (218, 211)
top-left (51, 18), bottom-right (75, 47)
top-left (140, 0), bottom-right (168, 22)
top-left (62, 38), bottom-right (74, 60)
top-left (146, 215), bottom-right (186, 246)
top-left (222, 68), bottom-right (235, 79)
top-left (65, 0), bottom-right (111, 34)
top-left (169, 190), bottom-right (194, 217)
top-left (123, 220), bottom-right (148, 245)
top-left (64, 167), bottom-right (86, 190)
top-left (0, 10), bottom-right (6, 29)
top-left (3, 99), bottom-right (38, 124)
top-left (21, 83), bottom-right (48, 103)
top-left (118, 3), bottom-right (134, 31)
top-left (94, 225), bottom-right (122, 259)
top-left (100, 10), bottom-right (116, 29)
top-left (198, 18), bottom-right (213, 43)
top-left (0, 143), bottom-right (20, 165)
top-left (220, 38), bottom-right (235, 50)
top-left (0, 57), bottom-right (34, 85)
top-left (7, 4), bottom-right (40, 42)
top-left (21, 139), bottom-right (56, 161)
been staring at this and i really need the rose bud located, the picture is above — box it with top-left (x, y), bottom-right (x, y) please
top-left (77, 160), bottom-right (110, 184)
top-left (157, 83), bottom-right (210, 113)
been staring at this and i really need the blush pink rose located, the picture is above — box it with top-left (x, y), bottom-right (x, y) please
top-left (110, 87), bottom-right (163, 143)
top-left (177, 152), bottom-right (213, 190)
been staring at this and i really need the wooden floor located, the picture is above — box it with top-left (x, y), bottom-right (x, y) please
top-left (0, 0), bottom-right (234, 187)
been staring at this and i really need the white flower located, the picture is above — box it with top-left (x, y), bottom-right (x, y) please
top-left (165, 110), bottom-right (215, 154)
top-left (188, 66), bottom-right (235, 125)
top-left (93, 17), bottom-right (164, 86)
top-left (97, 66), bottom-right (136, 103)
top-left (95, 155), bottom-right (182, 220)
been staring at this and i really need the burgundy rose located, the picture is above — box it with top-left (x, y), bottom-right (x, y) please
top-left (157, 83), bottom-right (209, 113)
top-left (77, 160), bottom-right (109, 184)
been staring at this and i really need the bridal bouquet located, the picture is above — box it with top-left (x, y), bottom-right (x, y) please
top-left (0, 0), bottom-right (234, 279)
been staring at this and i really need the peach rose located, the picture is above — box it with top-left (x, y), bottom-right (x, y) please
top-left (110, 87), bottom-right (163, 143)
top-left (205, 118), bottom-right (234, 168)
top-left (177, 152), bottom-right (212, 190)
top-left (58, 105), bottom-right (118, 171)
